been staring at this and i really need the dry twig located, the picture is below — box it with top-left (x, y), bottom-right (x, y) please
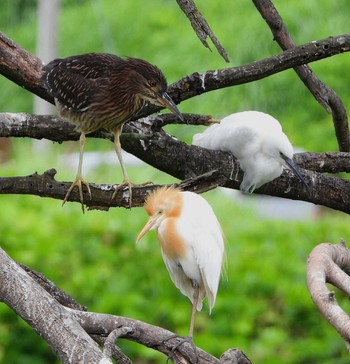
top-left (176, 0), bottom-right (230, 62)
top-left (252, 0), bottom-right (350, 152)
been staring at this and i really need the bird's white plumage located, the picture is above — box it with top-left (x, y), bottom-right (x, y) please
top-left (193, 111), bottom-right (296, 193)
top-left (137, 187), bottom-right (225, 315)
top-left (159, 191), bottom-right (224, 312)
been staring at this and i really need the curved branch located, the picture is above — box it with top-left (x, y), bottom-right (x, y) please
top-left (102, 328), bottom-right (134, 363)
top-left (0, 247), bottom-right (251, 364)
top-left (306, 241), bottom-right (350, 350)
top-left (253, 0), bottom-right (350, 152)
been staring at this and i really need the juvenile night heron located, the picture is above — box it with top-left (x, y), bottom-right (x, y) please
top-left (137, 186), bottom-right (225, 338)
top-left (42, 53), bottom-right (183, 210)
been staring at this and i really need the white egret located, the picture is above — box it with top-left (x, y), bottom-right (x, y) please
top-left (137, 186), bottom-right (225, 338)
top-left (193, 111), bottom-right (307, 193)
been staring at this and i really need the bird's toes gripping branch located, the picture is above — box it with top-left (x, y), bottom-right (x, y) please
top-left (62, 177), bottom-right (92, 213)
top-left (111, 179), bottom-right (153, 208)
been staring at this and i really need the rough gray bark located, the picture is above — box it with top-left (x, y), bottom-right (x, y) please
top-left (0, 248), bottom-right (251, 364)
top-left (0, 248), bottom-right (111, 364)
top-left (307, 241), bottom-right (350, 352)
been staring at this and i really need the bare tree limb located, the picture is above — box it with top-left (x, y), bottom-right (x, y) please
top-left (176, 0), bottom-right (230, 62)
top-left (0, 247), bottom-right (250, 363)
top-left (294, 152), bottom-right (350, 173)
top-left (1, 31), bottom-right (350, 110)
top-left (18, 263), bottom-right (87, 311)
top-left (2, 111), bottom-right (350, 174)
top-left (1, 112), bottom-right (350, 213)
top-left (307, 241), bottom-right (350, 351)
top-left (0, 32), bottom-right (48, 102)
top-left (170, 33), bottom-right (350, 104)
top-left (252, 0), bottom-right (350, 152)
top-left (0, 112), bottom-right (217, 142)
top-left (102, 328), bottom-right (134, 363)
top-left (0, 168), bottom-right (225, 210)
top-left (220, 349), bottom-right (252, 364)
top-left (0, 248), bottom-right (111, 364)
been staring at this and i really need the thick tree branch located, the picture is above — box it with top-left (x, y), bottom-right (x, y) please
top-left (0, 248), bottom-right (111, 363)
top-left (18, 263), bottom-right (87, 311)
top-left (1, 112), bottom-right (350, 213)
top-left (0, 112), bottom-right (217, 142)
top-left (2, 111), bottom-right (350, 174)
top-left (307, 241), bottom-right (350, 351)
top-left (176, 0), bottom-right (230, 62)
top-left (0, 32), bottom-right (48, 102)
top-left (170, 33), bottom-right (350, 103)
top-left (1, 31), bottom-right (350, 110)
top-left (0, 247), bottom-right (251, 363)
top-left (252, 0), bottom-right (350, 152)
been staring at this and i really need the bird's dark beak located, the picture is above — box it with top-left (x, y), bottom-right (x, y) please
top-left (156, 92), bottom-right (184, 121)
top-left (281, 154), bottom-right (309, 189)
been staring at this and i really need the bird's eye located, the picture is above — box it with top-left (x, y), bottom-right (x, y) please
top-left (148, 80), bottom-right (157, 88)
top-left (157, 209), bottom-right (163, 215)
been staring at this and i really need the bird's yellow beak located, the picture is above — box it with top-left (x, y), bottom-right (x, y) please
top-left (136, 216), bottom-right (157, 243)
top-left (156, 92), bottom-right (184, 121)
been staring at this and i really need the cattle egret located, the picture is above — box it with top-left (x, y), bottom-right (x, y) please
top-left (136, 186), bottom-right (225, 338)
top-left (193, 111), bottom-right (308, 193)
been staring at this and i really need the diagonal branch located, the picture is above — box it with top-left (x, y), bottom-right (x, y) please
top-left (1, 31), bottom-right (350, 110)
top-left (0, 247), bottom-right (111, 363)
top-left (0, 247), bottom-right (251, 364)
top-left (176, 0), bottom-right (230, 62)
top-left (169, 33), bottom-right (350, 104)
top-left (307, 241), bottom-right (350, 351)
top-left (252, 0), bottom-right (350, 152)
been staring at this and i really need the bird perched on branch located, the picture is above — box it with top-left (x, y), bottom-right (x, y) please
top-left (42, 53), bottom-right (183, 210)
top-left (193, 111), bottom-right (308, 193)
top-left (137, 186), bottom-right (225, 338)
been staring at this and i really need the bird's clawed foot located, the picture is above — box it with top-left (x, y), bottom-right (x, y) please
top-left (163, 335), bottom-right (198, 364)
top-left (111, 179), bottom-right (153, 208)
top-left (62, 177), bottom-right (92, 213)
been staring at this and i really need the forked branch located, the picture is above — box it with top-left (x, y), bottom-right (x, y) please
top-left (252, 0), bottom-right (350, 152)
top-left (1, 31), bottom-right (350, 109)
top-left (0, 247), bottom-right (251, 364)
top-left (1, 112), bottom-right (350, 213)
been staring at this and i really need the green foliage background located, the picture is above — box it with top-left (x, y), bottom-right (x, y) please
top-left (1, 1), bottom-right (350, 363)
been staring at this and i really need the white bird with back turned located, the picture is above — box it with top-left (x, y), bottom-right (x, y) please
top-left (192, 111), bottom-right (308, 193)
top-left (137, 186), bottom-right (225, 338)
